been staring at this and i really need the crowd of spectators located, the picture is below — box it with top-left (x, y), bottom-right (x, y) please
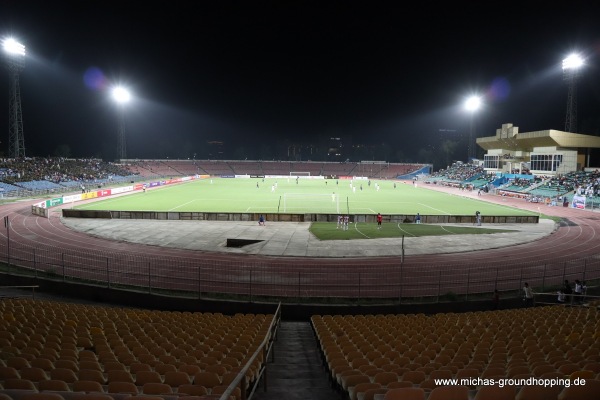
top-left (515, 170), bottom-right (600, 198)
top-left (0, 157), bottom-right (134, 185)
top-left (429, 162), bottom-right (485, 181)
top-left (510, 168), bottom-right (532, 175)
top-left (553, 170), bottom-right (600, 196)
top-left (425, 163), bottom-right (600, 203)
top-left (508, 177), bottom-right (536, 188)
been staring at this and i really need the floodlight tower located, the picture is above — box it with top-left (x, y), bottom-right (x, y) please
top-left (112, 86), bottom-right (131, 160)
top-left (464, 95), bottom-right (481, 161)
top-left (2, 38), bottom-right (26, 158)
top-left (562, 53), bottom-right (583, 133)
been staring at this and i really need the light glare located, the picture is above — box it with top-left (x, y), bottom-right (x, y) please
top-left (112, 86), bottom-right (131, 103)
top-left (2, 38), bottom-right (26, 56)
top-left (464, 96), bottom-right (481, 112)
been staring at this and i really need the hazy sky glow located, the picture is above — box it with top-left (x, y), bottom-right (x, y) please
top-left (1, 1), bottom-right (600, 163)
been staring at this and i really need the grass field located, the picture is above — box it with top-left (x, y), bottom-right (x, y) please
top-left (309, 222), bottom-right (514, 240)
top-left (75, 177), bottom-right (537, 216)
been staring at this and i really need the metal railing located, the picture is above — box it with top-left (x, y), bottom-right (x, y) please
top-left (219, 303), bottom-right (281, 400)
top-left (530, 291), bottom-right (599, 307)
top-left (0, 285), bottom-right (39, 299)
top-left (2, 235), bottom-right (599, 303)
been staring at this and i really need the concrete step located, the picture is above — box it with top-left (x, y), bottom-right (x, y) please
top-left (252, 321), bottom-right (339, 400)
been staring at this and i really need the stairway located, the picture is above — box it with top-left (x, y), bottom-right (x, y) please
top-left (253, 321), bottom-right (340, 400)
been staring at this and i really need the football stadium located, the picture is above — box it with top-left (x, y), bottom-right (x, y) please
top-left (3, 158), bottom-right (600, 400)
top-left (3, 6), bottom-right (600, 400)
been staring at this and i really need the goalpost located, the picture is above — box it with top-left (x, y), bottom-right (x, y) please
top-left (283, 193), bottom-right (339, 213)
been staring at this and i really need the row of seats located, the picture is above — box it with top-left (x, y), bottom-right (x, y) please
top-left (312, 306), bottom-right (600, 400)
top-left (0, 354), bottom-right (244, 377)
top-left (0, 299), bottom-right (276, 400)
top-left (0, 366), bottom-right (237, 392)
top-left (370, 383), bottom-right (600, 400)
top-left (125, 160), bottom-right (425, 180)
top-left (0, 379), bottom-right (236, 398)
top-left (0, 391), bottom-right (227, 400)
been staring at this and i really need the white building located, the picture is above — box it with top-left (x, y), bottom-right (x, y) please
top-left (477, 123), bottom-right (600, 176)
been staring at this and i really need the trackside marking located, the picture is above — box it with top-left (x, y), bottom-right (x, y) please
top-left (354, 223), bottom-right (370, 238)
top-left (440, 225), bottom-right (458, 234)
top-left (397, 223), bottom-right (416, 236)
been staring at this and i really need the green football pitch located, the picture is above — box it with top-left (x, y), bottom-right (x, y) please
top-left (74, 177), bottom-right (537, 216)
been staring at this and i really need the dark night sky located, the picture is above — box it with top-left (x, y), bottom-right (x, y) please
top-left (2, 1), bottom-right (600, 162)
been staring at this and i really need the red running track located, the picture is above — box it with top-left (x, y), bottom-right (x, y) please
top-left (1, 184), bottom-right (599, 298)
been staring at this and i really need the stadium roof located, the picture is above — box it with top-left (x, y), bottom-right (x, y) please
top-left (477, 129), bottom-right (600, 152)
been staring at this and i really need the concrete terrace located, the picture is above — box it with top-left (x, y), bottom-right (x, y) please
top-left (60, 218), bottom-right (557, 258)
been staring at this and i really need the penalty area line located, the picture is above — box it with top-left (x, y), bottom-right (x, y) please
top-left (169, 199), bottom-right (197, 211)
top-left (417, 202), bottom-right (451, 215)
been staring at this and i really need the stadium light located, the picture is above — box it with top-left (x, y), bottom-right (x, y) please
top-left (562, 53), bottom-right (583, 133)
top-left (3, 38), bottom-right (26, 57)
top-left (464, 95), bottom-right (481, 161)
top-left (112, 86), bottom-right (131, 104)
top-left (3, 37), bottom-right (26, 158)
top-left (112, 86), bottom-right (131, 160)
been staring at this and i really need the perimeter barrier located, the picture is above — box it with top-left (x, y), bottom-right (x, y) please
top-left (0, 236), bottom-right (598, 304)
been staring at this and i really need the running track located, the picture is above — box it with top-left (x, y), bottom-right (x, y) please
top-left (1, 184), bottom-right (599, 299)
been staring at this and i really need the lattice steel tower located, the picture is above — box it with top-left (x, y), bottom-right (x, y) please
top-left (3, 38), bottom-right (26, 158)
top-left (562, 54), bottom-right (583, 133)
top-left (464, 95), bottom-right (481, 161)
top-left (111, 86), bottom-right (131, 161)
top-left (116, 105), bottom-right (126, 160)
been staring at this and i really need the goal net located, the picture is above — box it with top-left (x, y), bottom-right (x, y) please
top-left (283, 193), bottom-right (339, 213)
top-left (290, 172), bottom-right (310, 176)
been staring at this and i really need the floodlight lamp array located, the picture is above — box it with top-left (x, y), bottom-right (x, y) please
top-left (2, 38), bottom-right (26, 56)
top-left (562, 54), bottom-right (583, 71)
top-left (2, 38), bottom-right (26, 70)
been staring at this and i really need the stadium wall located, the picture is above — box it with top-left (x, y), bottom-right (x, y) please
top-left (62, 209), bottom-right (539, 224)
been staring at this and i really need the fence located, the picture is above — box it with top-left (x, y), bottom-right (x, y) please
top-left (533, 291), bottom-right (600, 307)
top-left (1, 234), bottom-right (599, 304)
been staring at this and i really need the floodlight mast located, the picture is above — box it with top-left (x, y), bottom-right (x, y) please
top-left (562, 53), bottom-right (583, 133)
top-left (112, 86), bottom-right (131, 160)
top-left (3, 38), bottom-right (26, 158)
top-left (464, 95), bottom-right (481, 161)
